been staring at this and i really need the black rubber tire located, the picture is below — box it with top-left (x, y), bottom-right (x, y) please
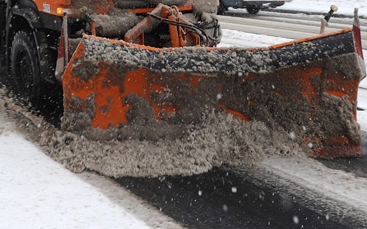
top-left (217, 3), bottom-right (227, 15)
top-left (246, 5), bottom-right (261, 14)
top-left (10, 31), bottom-right (41, 106)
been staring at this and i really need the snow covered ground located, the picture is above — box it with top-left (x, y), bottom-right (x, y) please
top-left (1, 0), bottom-right (367, 228)
top-left (0, 124), bottom-right (184, 229)
top-left (279, 0), bottom-right (367, 16)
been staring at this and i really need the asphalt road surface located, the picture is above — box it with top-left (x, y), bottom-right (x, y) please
top-left (116, 168), bottom-right (362, 229)
top-left (114, 132), bottom-right (367, 228)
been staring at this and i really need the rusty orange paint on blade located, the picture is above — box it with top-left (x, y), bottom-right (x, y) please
top-left (64, 64), bottom-right (130, 128)
top-left (92, 68), bottom-right (154, 128)
top-left (300, 67), bottom-right (323, 101)
top-left (325, 136), bottom-right (350, 145)
top-left (325, 90), bottom-right (347, 98)
top-left (312, 145), bottom-right (362, 158)
top-left (218, 104), bottom-right (250, 121)
top-left (226, 110), bottom-right (250, 121)
top-left (324, 77), bottom-right (359, 104)
top-left (123, 68), bottom-right (151, 99)
top-left (154, 104), bottom-right (177, 119)
top-left (64, 60), bottom-right (175, 128)
top-left (191, 76), bottom-right (202, 87)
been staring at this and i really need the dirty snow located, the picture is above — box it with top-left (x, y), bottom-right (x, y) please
top-left (0, 130), bottom-right (181, 229)
top-left (1, 0), bottom-right (367, 228)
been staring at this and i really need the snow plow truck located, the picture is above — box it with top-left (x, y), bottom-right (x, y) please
top-left (0, 0), bottom-right (365, 169)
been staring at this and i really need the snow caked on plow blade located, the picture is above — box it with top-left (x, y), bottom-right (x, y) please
top-left (63, 28), bottom-right (364, 159)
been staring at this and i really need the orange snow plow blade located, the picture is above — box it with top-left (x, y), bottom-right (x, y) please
top-left (62, 28), bottom-right (365, 158)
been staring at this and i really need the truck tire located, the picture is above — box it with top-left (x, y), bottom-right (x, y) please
top-left (246, 5), bottom-right (261, 14)
top-left (217, 3), bottom-right (227, 15)
top-left (10, 30), bottom-right (41, 106)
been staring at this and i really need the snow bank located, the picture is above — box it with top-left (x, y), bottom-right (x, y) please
top-left (0, 132), bottom-right (152, 228)
top-left (279, 0), bottom-right (367, 16)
